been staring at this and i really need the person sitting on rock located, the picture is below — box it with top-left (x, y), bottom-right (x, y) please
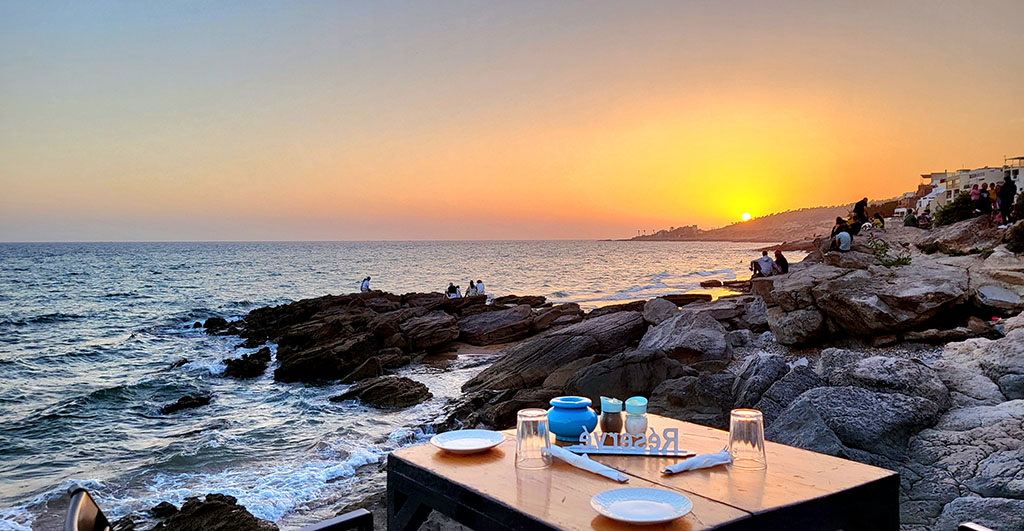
top-left (360, 276), bottom-right (371, 292)
top-left (918, 209), bottom-right (933, 229)
top-left (773, 250), bottom-right (789, 274)
top-left (476, 279), bottom-right (485, 296)
top-left (830, 229), bottom-right (852, 252)
top-left (830, 217), bottom-right (849, 238)
top-left (872, 213), bottom-right (885, 230)
top-left (466, 280), bottom-right (478, 297)
top-left (749, 250), bottom-right (776, 278)
top-left (904, 209), bottom-right (919, 227)
top-left (446, 283), bottom-right (458, 298)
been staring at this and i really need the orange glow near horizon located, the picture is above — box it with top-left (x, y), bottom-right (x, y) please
top-left (1, 2), bottom-right (1022, 241)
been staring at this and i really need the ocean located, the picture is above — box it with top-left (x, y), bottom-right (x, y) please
top-left (0, 240), bottom-right (786, 530)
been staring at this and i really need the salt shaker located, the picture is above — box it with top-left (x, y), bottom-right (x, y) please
top-left (624, 396), bottom-right (649, 435)
top-left (599, 396), bottom-right (623, 433)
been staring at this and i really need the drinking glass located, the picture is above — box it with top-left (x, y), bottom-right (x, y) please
top-left (728, 409), bottom-right (767, 470)
top-left (516, 408), bottom-right (552, 469)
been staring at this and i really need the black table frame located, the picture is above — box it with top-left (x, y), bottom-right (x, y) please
top-left (387, 453), bottom-right (900, 531)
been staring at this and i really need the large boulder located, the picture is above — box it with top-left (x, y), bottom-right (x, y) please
top-left (564, 349), bottom-right (694, 406)
top-left (934, 497), bottom-right (1024, 531)
top-left (637, 312), bottom-right (729, 370)
top-left (648, 372), bottom-right (736, 429)
top-left (906, 401), bottom-right (1024, 527)
top-left (150, 494), bottom-right (277, 531)
top-left (974, 284), bottom-right (1024, 315)
top-left (458, 305), bottom-right (533, 345)
top-left (753, 366), bottom-right (825, 426)
top-left (917, 215), bottom-right (1001, 255)
top-left (767, 386), bottom-right (943, 460)
top-left (642, 298), bottom-right (679, 325)
top-left (769, 264), bottom-right (851, 311)
top-left (731, 353), bottom-right (788, 408)
top-left (766, 306), bottom-right (824, 345)
top-left (400, 311), bottom-right (459, 350)
top-left (462, 335), bottom-right (600, 393)
top-left (331, 376), bottom-right (432, 408)
top-left (544, 311), bottom-right (646, 352)
top-left (830, 356), bottom-right (951, 410)
top-left (943, 329), bottom-right (1024, 400)
top-left (812, 262), bottom-right (969, 336)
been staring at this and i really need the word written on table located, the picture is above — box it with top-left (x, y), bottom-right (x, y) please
top-left (565, 427), bottom-right (695, 457)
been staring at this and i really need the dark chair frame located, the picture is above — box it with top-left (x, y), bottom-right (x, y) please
top-left (64, 485), bottom-right (373, 531)
top-left (65, 486), bottom-right (111, 531)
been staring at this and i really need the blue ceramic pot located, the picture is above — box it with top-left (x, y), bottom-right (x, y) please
top-left (547, 396), bottom-right (598, 442)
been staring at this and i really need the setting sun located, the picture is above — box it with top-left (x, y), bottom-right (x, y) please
top-left (741, 213), bottom-right (752, 222)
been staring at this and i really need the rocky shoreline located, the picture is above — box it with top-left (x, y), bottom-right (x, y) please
top-left (136, 215), bottom-right (1024, 530)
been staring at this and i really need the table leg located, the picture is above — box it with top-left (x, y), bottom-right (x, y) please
top-left (387, 481), bottom-right (433, 531)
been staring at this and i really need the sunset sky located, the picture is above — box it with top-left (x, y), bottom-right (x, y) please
top-left (2, 1), bottom-right (1023, 241)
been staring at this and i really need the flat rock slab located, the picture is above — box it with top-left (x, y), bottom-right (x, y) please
top-left (331, 376), bottom-right (432, 408)
top-left (458, 304), bottom-right (533, 345)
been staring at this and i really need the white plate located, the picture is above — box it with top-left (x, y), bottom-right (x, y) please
top-left (591, 487), bottom-right (693, 525)
top-left (430, 429), bottom-right (505, 454)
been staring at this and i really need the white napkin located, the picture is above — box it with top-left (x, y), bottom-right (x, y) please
top-left (547, 445), bottom-right (628, 483)
top-left (662, 449), bottom-right (732, 475)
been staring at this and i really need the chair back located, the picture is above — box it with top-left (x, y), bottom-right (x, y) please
top-left (65, 486), bottom-right (111, 531)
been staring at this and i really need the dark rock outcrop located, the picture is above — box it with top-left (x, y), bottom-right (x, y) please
top-left (150, 494), bottom-right (277, 531)
top-left (463, 335), bottom-right (600, 393)
top-left (564, 349), bottom-right (694, 407)
top-left (331, 376), bottom-right (432, 408)
top-left (492, 294), bottom-right (546, 307)
top-left (731, 353), bottom-right (788, 409)
top-left (223, 347), bottom-right (271, 379)
top-left (160, 394), bottom-right (212, 414)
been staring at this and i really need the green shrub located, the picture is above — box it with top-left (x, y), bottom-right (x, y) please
top-left (866, 234), bottom-right (912, 267)
top-left (935, 192), bottom-right (976, 227)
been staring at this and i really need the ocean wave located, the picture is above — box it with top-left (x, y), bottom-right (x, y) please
top-left (141, 445), bottom-right (383, 522)
top-left (0, 313), bottom-right (86, 327)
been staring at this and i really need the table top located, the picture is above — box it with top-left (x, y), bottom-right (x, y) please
top-left (391, 414), bottom-right (897, 530)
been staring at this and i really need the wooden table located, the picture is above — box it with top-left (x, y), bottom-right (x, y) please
top-left (387, 414), bottom-right (898, 530)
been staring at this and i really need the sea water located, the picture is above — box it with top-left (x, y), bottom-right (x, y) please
top-left (0, 240), bottom-right (787, 529)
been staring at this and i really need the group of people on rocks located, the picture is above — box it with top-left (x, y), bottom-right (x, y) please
top-left (969, 175), bottom-right (1017, 225)
top-left (749, 249), bottom-right (789, 278)
top-left (829, 197), bottom-right (884, 252)
top-left (903, 208), bottom-right (933, 229)
top-left (359, 276), bottom-right (486, 298)
top-left (446, 280), bottom-right (484, 298)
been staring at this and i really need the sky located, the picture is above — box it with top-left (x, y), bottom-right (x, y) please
top-left (1, 1), bottom-right (1023, 241)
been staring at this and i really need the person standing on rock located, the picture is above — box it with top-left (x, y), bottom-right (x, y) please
top-left (360, 276), bottom-right (371, 292)
top-left (1000, 175), bottom-right (1017, 226)
top-left (853, 197), bottom-right (869, 225)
